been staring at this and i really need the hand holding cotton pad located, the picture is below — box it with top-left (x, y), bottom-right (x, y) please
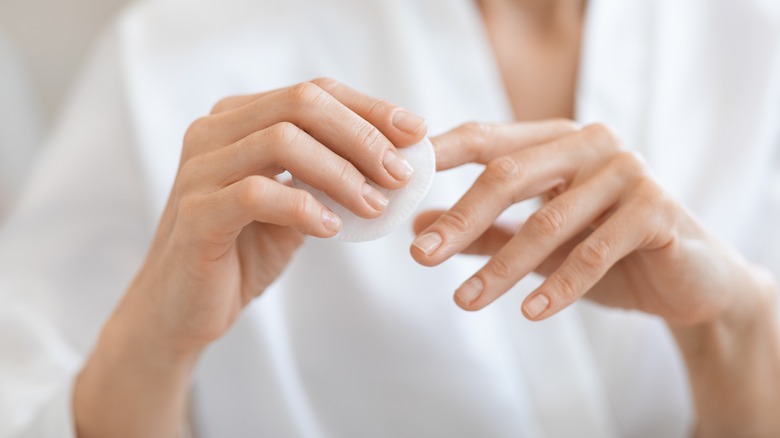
top-left (293, 138), bottom-right (436, 242)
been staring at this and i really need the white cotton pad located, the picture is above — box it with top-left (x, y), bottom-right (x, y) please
top-left (293, 138), bottom-right (436, 242)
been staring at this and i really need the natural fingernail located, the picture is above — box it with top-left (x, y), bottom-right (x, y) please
top-left (383, 149), bottom-right (414, 181)
top-left (455, 277), bottom-right (483, 307)
top-left (392, 109), bottom-right (426, 135)
top-left (362, 183), bottom-right (389, 211)
top-left (412, 232), bottom-right (442, 255)
top-left (524, 294), bottom-right (550, 319)
top-left (322, 210), bottom-right (342, 233)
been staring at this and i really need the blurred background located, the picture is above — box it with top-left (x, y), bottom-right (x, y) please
top-left (0, 0), bottom-right (132, 220)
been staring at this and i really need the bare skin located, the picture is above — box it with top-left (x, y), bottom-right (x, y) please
top-left (74, 79), bottom-right (428, 437)
top-left (73, 1), bottom-right (780, 437)
top-left (479, 0), bottom-right (585, 120)
top-left (410, 0), bottom-right (780, 436)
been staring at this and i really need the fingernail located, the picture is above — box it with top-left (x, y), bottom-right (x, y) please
top-left (455, 277), bottom-right (483, 306)
top-left (322, 210), bottom-right (342, 233)
top-left (383, 149), bottom-right (414, 181)
top-left (412, 232), bottom-right (442, 255)
top-left (524, 294), bottom-right (550, 318)
top-left (392, 109), bottom-right (426, 135)
top-left (362, 183), bottom-right (389, 211)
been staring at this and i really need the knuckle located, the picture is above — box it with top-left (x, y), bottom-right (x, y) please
top-left (292, 191), bottom-right (317, 222)
top-left (576, 238), bottom-right (611, 271)
top-left (611, 149), bottom-right (645, 170)
top-left (484, 156), bottom-right (521, 185)
top-left (583, 122), bottom-right (613, 140)
top-left (584, 123), bottom-right (621, 152)
top-left (459, 121), bottom-right (492, 142)
top-left (553, 272), bottom-right (579, 300)
top-left (238, 176), bottom-right (266, 209)
top-left (176, 154), bottom-right (212, 191)
top-left (440, 206), bottom-right (476, 235)
top-left (457, 122), bottom-right (493, 160)
top-left (355, 123), bottom-right (385, 155)
top-left (485, 256), bottom-right (514, 280)
top-left (527, 205), bottom-right (567, 238)
top-left (179, 153), bottom-right (206, 177)
top-left (632, 179), bottom-right (665, 210)
top-left (287, 81), bottom-right (328, 107)
top-left (366, 98), bottom-right (393, 120)
top-left (177, 154), bottom-right (198, 177)
top-left (183, 115), bottom-right (214, 147)
top-left (266, 121), bottom-right (301, 147)
top-left (630, 179), bottom-right (673, 230)
top-left (336, 159), bottom-right (359, 188)
top-left (609, 150), bottom-right (649, 182)
top-left (309, 77), bottom-right (339, 91)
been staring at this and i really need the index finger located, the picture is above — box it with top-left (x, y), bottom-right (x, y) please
top-left (311, 78), bottom-right (427, 148)
top-left (431, 120), bottom-right (581, 171)
top-left (209, 81), bottom-right (427, 190)
top-left (210, 79), bottom-right (428, 149)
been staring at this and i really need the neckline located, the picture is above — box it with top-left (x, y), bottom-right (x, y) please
top-left (457, 0), bottom-right (599, 123)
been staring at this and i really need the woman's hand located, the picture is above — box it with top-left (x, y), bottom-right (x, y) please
top-left (74, 78), bottom-right (427, 438)
top-left (411, 120), bottom-right (780, 435)
top-left (128, 77), bottom-right (426, 349)
top-left (411, 121), bottom-right (772, 325)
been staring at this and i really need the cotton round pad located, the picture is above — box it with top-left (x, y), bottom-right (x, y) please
top-left (293, 138), bottom-right (436, 242)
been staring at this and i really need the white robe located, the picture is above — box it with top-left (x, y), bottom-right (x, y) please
top-left (1, 0), bottom-right (779, 437)
top-left (0, 33), bottom-right (40, 221)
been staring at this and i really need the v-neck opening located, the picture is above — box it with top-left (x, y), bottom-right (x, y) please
top-left (459, 0), bottom-right (597, 123)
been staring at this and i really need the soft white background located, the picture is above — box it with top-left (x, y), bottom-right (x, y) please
top-left (0, 0), bottom-right (132, 219)
top-left (0, 0), bottom-right (132, 122)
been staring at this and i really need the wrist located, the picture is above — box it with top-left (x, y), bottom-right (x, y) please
top-left (74, 292), bottom-right (201, 438)
top-left (104, 299), bottom-right (203, 374)
top-left (671, 265), bottom-right (777, 342)
top-left (669, 266), bottom-right (780, 436)
top-left (112, 273), bottom-right (208, 369)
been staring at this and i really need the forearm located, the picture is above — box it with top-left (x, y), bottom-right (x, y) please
top-left (73, 292), bottom-right (201, 438)
top-left (671, 270), bottom-right (780, 437)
